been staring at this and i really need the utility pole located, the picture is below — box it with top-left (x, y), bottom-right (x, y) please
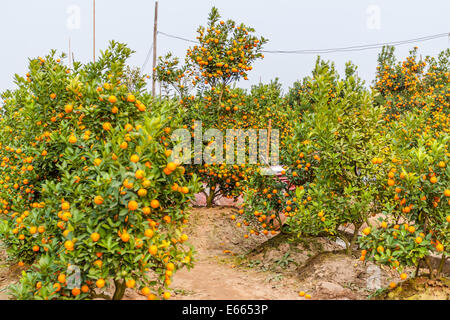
top-left (93, 0), bottom-right (96, 62)
top-left (152, 1), bottom-right (158, 96)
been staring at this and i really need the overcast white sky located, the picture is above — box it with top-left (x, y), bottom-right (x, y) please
top-left (1, 0), bottom-right (449, 93)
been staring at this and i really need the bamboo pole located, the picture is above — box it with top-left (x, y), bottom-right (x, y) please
top-left (152, 1), bottom-right (158, 96)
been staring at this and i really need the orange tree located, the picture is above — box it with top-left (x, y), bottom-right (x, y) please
top-left (374, 46), bottom-right (449, 122)
top-left (358, 47), bottom-right (449, 280)
top-left (239, 59), bottom-right (390, 254)
top-left (0, 41), bottom-right (199, 300)
top-left (155, 7), bottom-right (276, 207)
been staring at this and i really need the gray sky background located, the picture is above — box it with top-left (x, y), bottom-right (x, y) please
top-left (1, 0), bottom-right (449, 93)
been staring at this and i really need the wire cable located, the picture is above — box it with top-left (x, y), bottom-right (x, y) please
top-left (141, 42), bottom-right (154, 75)
top-left (157, 31), bottom-right (449, 54)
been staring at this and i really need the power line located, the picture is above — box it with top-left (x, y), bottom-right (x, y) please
top-left (157, 31), bottom-right (449, 54)
top-left (141, 42), bottom-right (153, 75)
top-left (158, 31), bottom-right (199, 44)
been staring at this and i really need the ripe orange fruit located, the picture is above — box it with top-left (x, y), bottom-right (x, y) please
top-left (62, 202), bottom-right (70, 210)
top-left (94, 195), bottom-right (104, 205)
top-left (91, 232), bottom-right (100, 242)
top-left (64, 240), bottom-right (74, 250)
top-left (135, 170), bottom-right (145, 179)
top-left (163, 292), bottom-right (171, 299)
top-left (142, 180), bottom-right (151, 188)
top-left (72, 288), bottom-right (81, 296)
top-left (137, 103), bottom-right (146, 112)
top-left (389, 282), bottom-right (396, 289)
top-left (58, 274), bottom-right (66, 283)
top-left (400, 273), bottom-right (407, 280)
top-left (126, 279), bottom-right (135, 288)
top-left (362, 227), bottom-right (371, 236)
top-left (167, 262), bottom-right (175, 271)
top-left (138, 188), bottom-right (148, 197)
top-left (127, 94), bottom-right (136, 102)
top-left (387, 179), bottom-right (395, 186)
top-left (125, 123), bottom-right (133, 132)
top-left (181, 186), bottom-right (189, 194)
top-left (50, 93), bottom-right (56, 99)
top-left (150, 199), bottom-right (160, 209)
top-left (149, 245), bottom-right (157, 255)
top-left (108, 95), bottom-right (117, 103)
top-left (121, 232), bottom-right (130, 242)
top-left (144, 229), bottom-right (154, 238)
top-left (64, 104), bottom-right (73, 113)
top-left (93, 158), bottom-right (102, 166)
top-left (141, 287), bottom-right (150, 296)
top-left (436, 244), bottom-right (444, 252)
top-left (298, 291), bottom-right (305, 297)
top-left (180, 234), bottom-right (188, 242)
top-left (68, 135), bottom-right (77, 144)
top-left (167, 162), bottom-right (177, 171)
top-left (81, 285), bottom-right (89, 293)
top-left (96, 278), bottom-right (105, 288)
top-left (444, 189), bottom-right (450, 197)
top-left (128, 200), bottom-right (138, 211)
top-left (130, 154), bottom-right (139, 163)
top-left (102, 122), bottom-right (112, 131)
top-left (430, 176), bottom-right (437, 184)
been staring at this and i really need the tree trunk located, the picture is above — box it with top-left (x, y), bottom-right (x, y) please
top-left (436, 254), bottom-right (447, 278)
top-left (424, 256), bottom-right (434, 279)
top-left (346, 222), bottom-right (362, 255)
top-left (206, 190), bottom-right (215, 208)
top-left (414, 259), bottom-right (422, 278)
top-left (112, 279), bottom-right (126, 300)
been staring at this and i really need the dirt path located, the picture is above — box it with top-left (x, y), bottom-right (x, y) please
top-left (170, 259), bottom-right (301, 300)
top-left (124, 206), bottom-right (303, 300)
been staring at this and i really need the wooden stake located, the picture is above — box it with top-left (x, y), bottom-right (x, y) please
top-left (152, 1), bottom-right (159, 96)
top-left (267, 119), bottom-right (272, 164)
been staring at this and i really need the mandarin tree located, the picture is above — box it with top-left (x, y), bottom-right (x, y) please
top-left (239, 59), bottom-right (389, 254)
top-left (0, 41), bottom-right (200, 300)
top-left (359, 47), bottom-right (449, 279)
top-left (155, 7), bottom-right (273, 207)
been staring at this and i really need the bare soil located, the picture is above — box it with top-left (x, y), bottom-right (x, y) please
top-left (0, 245), bottom-right (26, 300)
